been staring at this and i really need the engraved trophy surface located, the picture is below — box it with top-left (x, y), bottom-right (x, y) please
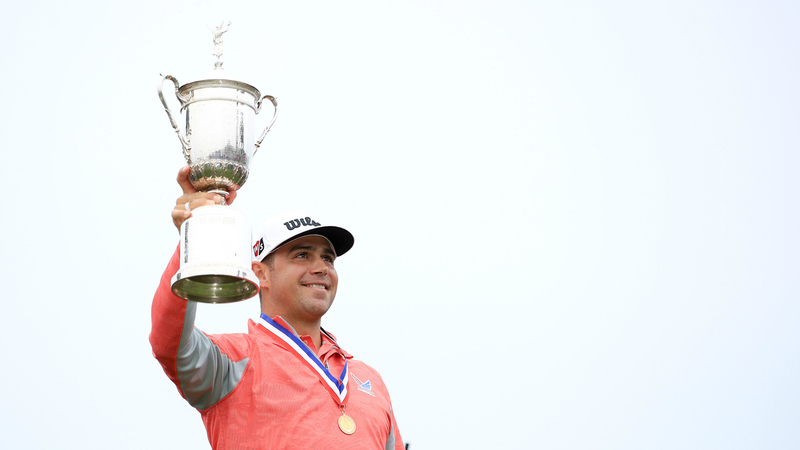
top-left (158, 23), bottom-right (278, 303)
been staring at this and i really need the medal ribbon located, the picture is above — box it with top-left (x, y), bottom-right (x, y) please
top-left (258, 313), bottom-right (349, 405)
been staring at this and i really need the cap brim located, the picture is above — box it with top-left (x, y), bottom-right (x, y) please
top-left (262, 225), bottom-right (354, 260)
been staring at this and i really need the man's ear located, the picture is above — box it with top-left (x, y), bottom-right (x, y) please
top-left (252, 261), bottom-right (270, 292)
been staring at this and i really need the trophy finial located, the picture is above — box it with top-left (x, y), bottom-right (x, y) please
top-left (209, 21), bottom-right (231, 69)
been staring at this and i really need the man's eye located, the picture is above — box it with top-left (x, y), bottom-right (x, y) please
top-left (295, 252), bottom-right (307, 258)
top-left (323, 255), bottom-right (334, 263)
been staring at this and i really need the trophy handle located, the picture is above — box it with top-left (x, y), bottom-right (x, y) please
top-left (253, 95), bottom-right (278, 156)
top-left (158, 74), bottom-right (191, 160)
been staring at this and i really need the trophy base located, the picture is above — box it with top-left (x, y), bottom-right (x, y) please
top-left (172, 204), bottom-right (259, 303)
top-left (172, 265), bottom-right (259, 303)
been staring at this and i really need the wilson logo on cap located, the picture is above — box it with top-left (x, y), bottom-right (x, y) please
top-left (284, 217), bottom-right (321, 230)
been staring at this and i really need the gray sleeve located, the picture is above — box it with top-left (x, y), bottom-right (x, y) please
top-left (175, 301), bottom-right (249, 410)
top-left (386, 408), bottom-right (397, 450)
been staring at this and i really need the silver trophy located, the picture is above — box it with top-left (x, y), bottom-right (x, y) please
top-left (158, 22), bottom-right (278, 303)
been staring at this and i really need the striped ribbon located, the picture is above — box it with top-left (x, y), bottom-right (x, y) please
top-left (258, 313), bottom-right (349, 405)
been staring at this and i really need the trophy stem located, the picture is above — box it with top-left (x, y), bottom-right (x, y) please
top-left (208, 189), bottom-right (230, 206)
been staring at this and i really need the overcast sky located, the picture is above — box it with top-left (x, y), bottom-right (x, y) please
top-left (1, 0), bottom-right (798, 449)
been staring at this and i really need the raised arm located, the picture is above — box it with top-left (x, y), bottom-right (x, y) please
top-left (149, 167), bottom-right (247, 410)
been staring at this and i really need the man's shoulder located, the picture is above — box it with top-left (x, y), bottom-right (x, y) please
top-left (198, 321), bottom-right (265, 359)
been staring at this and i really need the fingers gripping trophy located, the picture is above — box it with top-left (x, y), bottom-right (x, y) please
top-left (158, 22), bottom-right (278, 303)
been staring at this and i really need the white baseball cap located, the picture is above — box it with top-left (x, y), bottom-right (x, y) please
top-left (252, 210), bottom-right (355, 261)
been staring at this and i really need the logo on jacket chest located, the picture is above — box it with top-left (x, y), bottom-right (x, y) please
top-left (350, 373), bottom-right (375, 397)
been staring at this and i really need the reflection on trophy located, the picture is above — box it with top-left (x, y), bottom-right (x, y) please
top-left (158, 22), bottom-right (278, 303)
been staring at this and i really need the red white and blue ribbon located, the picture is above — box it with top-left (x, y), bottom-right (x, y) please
top-left (259, 313), bottom-right (349, 405)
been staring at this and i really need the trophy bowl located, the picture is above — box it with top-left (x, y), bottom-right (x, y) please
top-left (177, 78), bottom-right (278, 192)
top-left (160, 76), bottom-right (278, 194)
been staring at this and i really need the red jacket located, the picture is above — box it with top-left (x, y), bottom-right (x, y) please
top-left (150, 247), bottom-right (403, 449)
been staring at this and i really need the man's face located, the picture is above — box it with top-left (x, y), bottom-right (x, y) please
top-left (263, 235), bottom-right (339, 322)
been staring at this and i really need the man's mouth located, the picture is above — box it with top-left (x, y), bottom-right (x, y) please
top-left (303, 284), bottom-right (328, 290)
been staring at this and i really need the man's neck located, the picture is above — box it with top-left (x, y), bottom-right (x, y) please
top-left (289, 320), bottom-right (322, 351)
top-left (265, 311), bottom-right (322, 350)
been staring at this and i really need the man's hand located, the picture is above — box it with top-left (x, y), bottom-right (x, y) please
top-left (171, 166), bottom-right (239, 232)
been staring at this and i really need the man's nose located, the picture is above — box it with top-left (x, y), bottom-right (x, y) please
top-left (311, 257), bottom-right (329, 275)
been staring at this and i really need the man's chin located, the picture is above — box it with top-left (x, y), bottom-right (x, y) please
top-left (301, 297), bottom-right (334, 316)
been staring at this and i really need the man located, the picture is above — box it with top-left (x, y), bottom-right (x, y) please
top-left (150, 166), bottom-right (403, 449)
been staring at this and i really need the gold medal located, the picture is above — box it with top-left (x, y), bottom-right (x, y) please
top-left (338, 414), bottom-right (357, 435)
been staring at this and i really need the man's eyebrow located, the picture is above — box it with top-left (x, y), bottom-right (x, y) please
top-left (288, 243), bottom-right (336, 256)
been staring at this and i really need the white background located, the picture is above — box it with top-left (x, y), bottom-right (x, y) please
top-left (1, 0), bottom-right (798, 449)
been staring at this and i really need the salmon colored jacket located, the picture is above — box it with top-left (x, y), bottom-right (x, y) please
top-left (150, 247), bottom-right (403, 449)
